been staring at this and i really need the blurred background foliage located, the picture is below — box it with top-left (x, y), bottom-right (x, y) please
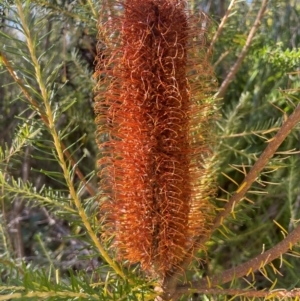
top-left (0, 0), bottom-right (300, 300)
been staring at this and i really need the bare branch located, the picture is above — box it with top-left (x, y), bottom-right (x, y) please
top-left (216, 0), bottom-right (269, 99)
top-left (207, 0), bottom-right (237, 56)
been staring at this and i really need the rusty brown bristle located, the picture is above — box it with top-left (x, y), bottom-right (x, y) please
top-left (94, 0), bottom-right (215, 276)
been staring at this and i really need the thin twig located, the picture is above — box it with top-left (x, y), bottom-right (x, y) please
top-left (216, 0), bottom-right (269, 99)
top-left (207, 0), bottom-right (237, 56)
top-left (11, 146), bottom-right (31, 258)
top-left (0, 53), bottom-right (48, 125)
top-left (176, 222), bottom-right (300, 297)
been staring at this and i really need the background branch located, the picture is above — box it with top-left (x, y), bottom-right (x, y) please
top-left (207, 0), bottom-right (237, 56)
top-left (216, 0), bottom-right (268, 99)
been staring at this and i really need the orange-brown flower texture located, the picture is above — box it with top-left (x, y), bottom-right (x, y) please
top-left (94, 0), bottom-right (215, 276)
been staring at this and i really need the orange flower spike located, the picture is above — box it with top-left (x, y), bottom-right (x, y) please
top-left (95, 0), bottom-right (215, 277)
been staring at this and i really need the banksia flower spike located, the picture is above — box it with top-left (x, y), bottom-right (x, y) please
top-left (94, 0), bottom-right (216, 277)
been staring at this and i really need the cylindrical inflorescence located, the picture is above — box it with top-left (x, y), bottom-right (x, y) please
top-left (94, 0), bottom-right (215, 276)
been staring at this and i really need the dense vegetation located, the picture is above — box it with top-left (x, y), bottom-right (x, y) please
top-left (0, 0), bottom-right (300, 300)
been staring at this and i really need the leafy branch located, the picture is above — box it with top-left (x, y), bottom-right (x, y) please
top-left (177, 218), bottom-right (300, 297)
top-left (1, 0), bottom-right (123, 280)
top-left (211, 104), bottom-right (300, 234)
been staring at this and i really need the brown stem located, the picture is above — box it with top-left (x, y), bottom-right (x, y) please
top-left (211, 103), bottom-right (300, 234)
top-left (0, 52), bottom-right (96, 197)
top-left (207, 0), bottom-right (237, 56)
top-left (216, 0), bottom-right (268, 99)
top-left (176, 223), bottom-right (300, 297)
top-left (0, 53), bottom-right (49, 125)
top-left (175, 288), bottom-right (300, 298)
top-left (11, 145), bottom-right (31, 258)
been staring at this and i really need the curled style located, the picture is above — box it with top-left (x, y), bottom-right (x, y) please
top-left (94, 0), bottom-right (215, 276)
